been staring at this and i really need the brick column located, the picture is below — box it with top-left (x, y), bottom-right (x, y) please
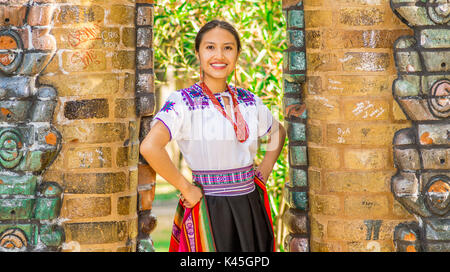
top-left (304, 0), bottom-right (415, 252)
top-left (135, 0), bottom-right (157, 252)
top-left (281, 0), bottom-right (309, 252)
top-left (40, 0), bottom-right (142, 252)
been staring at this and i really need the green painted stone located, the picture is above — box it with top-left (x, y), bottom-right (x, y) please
top-left (40, 225), bottom-right (64, 247)
top-left (138, 238), bottom-right (155, 252)
top-left (0, 198), bottom-right (35, 220)
top-left (283, 80), bottom-right (301, 95)
top-left (395, 36), bottom-right (416, 49)
top-left (288, 30), bottom-right (304, 48)
top-left (0, 175), bottom-right (37, 195)
top-left (395, 51), bottom-right (422, 73)
top-left (421, 51), bottom-right (450, 72)
top-left (283, 96), bottom-right (302, 108)
top-left (284, 187), bottom-right (308, 211)
top-left (289, 145), bottom-right (307, 166)
top-left (283, 73), bottom-right (306, 84)
top-left (420, 29), bottom-right (450, 48)
top-left (288, 10), bottom-right (304, 28)
top-left (17, 149), bottom-right (58, 172)
top-left (0, 224), bottom-right (33, 240)
top-left (289, 51), bottom-right (306, 71)
top-left (396, 6), bottom-right (433, 26)
top-left (34, 197), bottom-right (61, 220)
top-left (286, 122), bottom-right (306, 142)
top-left (394, 76), bottom-right (421, 96)
top-left (289, 168), bottom-right (308, 187)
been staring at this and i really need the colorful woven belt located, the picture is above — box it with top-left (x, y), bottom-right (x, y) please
top-left (192, 165), bottom-right (256, 196)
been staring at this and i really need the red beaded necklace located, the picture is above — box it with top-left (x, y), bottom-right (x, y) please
top-left (200, 82), bottom-right (249, 143)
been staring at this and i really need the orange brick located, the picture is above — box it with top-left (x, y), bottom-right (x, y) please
top-left (325, 75), bottom-right (390, 97)
top-left (310, 193), bottom-right (341, 216)
top-left (342, 99), bottom-right (389, 121)
top-left (326, 123), bottom-right (411, 146)
top-left (339, 7), bottom-right (385, 26)
top-left (305, 96), bottom-right (340, 121)
top-left (343, 148), bottom-right (389, 170)
top-left (308, 146), bottom-right (341, 169)
top-left (66, 146), bottom-right (112, 169)
top-left (344, 195), bottom-right (389, 217)
top-left (308, 169), bottom-right (322, 193)
top-left (63, 196), bottom-right (111, 219)
top-left (306, 121), bottom-right (323, 144)
top-left (341, 52), bottom-right (390, 72)
top-left (327, 220), bottom-right (366, 241)
top-left (307, 53), bottom-right (339, 72)
top-left (325, 171), bottom-right (391, 193)
top-left (305, 10), bottom-right (333, 28)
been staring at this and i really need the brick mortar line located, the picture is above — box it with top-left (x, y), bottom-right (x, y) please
top-left (61, 215), bottom-right (138, 226)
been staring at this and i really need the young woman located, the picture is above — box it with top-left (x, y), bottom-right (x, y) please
top-left (140, 20), bottom-right (286, 252)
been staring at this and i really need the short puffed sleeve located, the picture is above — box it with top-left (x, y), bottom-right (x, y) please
top-left (255, 96), bottom-right (274, 138)
top-left (151, 91), bottom-right (185, 141)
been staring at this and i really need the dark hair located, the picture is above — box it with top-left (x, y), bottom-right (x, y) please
top-left (195, 20), bottom-right (241, 53)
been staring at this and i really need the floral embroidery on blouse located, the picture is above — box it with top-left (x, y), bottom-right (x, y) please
top-left (160, 100), bottom-right (176, 113)
top-left (179, 83), bottom-right (256, 110)
top-left (235, 87), bottom-right (256, 106)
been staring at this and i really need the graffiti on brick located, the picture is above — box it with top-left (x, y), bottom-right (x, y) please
top-left (0, 1), bottom-right (63, 251)
top-left (390, 0), bottom-right (449, 252)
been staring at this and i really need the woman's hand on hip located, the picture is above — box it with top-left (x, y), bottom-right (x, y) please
top-left (180, 184), bottom-right (203, 208)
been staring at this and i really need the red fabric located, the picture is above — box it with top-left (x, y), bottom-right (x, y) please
top-left (200, 82), bottom-right (249, 143)
top-left (168, 176), bottom-right (275, 252)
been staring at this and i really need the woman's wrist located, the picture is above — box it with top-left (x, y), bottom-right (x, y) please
top-left (177, 177), bottom-right (193, 196)
top-left (255, 166), bottom-right (270, 183)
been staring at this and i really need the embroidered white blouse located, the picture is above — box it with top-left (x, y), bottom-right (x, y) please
top-left (151, 83), bottom-right (274, 171)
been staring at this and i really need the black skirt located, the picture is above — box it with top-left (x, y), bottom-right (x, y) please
top-left (205, 189), bottom-right (274, 252)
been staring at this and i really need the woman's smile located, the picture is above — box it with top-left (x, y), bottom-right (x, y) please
top-left (196, 27), bottom-right (239, 92)
top-left (210, 62), bottom-right (227, 69)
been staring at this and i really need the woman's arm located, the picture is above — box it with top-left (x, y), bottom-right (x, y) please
top-left (139, 121), bottom-right (202, 208)
top-left (255, 120), bottom-right (286, 183)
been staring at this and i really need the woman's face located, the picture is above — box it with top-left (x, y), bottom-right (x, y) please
top-left (196, 27), bottom-right (239, 84)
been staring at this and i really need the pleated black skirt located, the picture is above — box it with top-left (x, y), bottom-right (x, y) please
top-left (204, 189), bottom-right (274, 252)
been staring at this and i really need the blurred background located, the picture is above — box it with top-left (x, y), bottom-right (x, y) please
top-left (151, 0), bottom-right (288, 252)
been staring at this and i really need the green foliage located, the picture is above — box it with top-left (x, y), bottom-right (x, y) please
top-left (154, 0), bottom-right (288, 251)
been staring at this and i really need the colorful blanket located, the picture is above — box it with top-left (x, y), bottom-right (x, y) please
top-left (168, 175), bottom-right (275, 252)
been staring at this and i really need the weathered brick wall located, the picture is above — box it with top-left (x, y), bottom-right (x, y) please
top-left (304, 0), bottom-right (416, 252)
top-left (38, 0), bottom-right (155, 252)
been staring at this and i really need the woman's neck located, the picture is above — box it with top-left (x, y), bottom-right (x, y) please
top-left (202, 77), bottom-right (228, 94)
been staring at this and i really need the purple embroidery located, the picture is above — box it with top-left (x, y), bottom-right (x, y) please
top-left (185, 214), bottom-right (196, 251)
top-left (179, 84), bottom-right (256, 110)
top-left (188, 86), bottom-right (203, 98)
top-left (180, 84), bottom-right (209, 110)
top-left (160, 100), bottom-right (176, 113)
top-left (234, 87), bottom-right (256, 106)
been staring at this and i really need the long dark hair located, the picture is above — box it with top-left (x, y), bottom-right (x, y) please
top-left (195, 20), bottom-right (241, 53)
